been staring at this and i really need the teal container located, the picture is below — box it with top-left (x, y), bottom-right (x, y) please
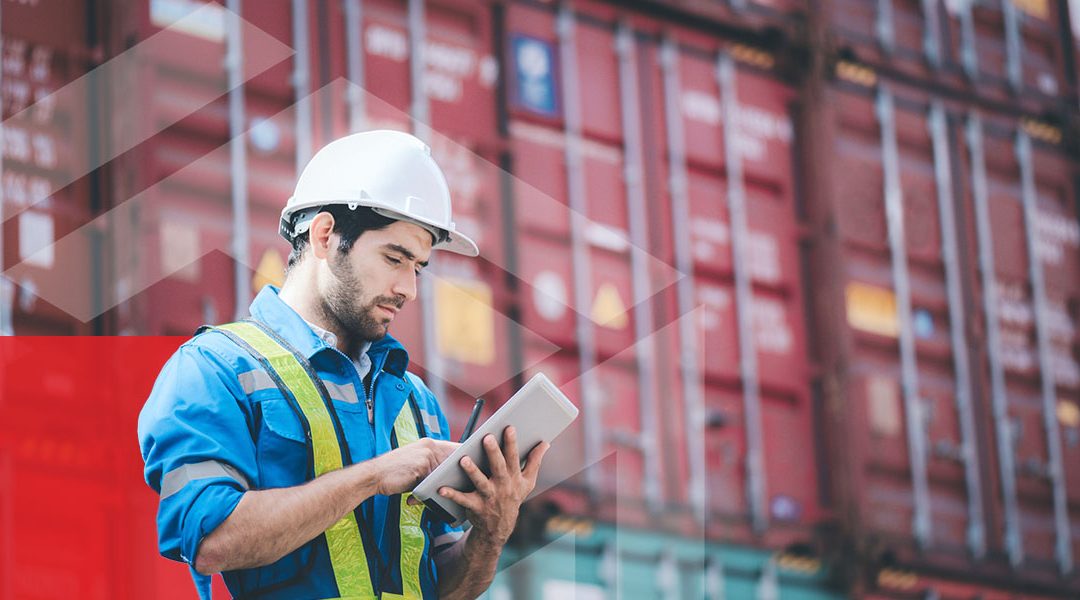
top-left (481, 522), bottom-right (843, 600)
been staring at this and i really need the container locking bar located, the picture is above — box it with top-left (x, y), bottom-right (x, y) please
top-left (877, 86), bottom-right (931, 547)
top-left (967, 112), bottom-right (1023, 566)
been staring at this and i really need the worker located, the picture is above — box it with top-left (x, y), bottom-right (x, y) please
top-left (138, 130), bottom-right (549, 599)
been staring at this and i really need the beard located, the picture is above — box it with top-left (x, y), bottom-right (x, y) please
top-left (322, 251), bottom-right (404, 344)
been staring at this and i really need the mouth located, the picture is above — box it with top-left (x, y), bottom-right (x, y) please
top-left (376, 305), bottom-right (399, 318)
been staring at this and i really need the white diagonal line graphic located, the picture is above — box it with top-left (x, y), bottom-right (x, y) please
top-left (0, 3), bottom-right (292, 221)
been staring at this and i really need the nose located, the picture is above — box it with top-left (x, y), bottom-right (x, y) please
top-left (391, 268), bottom-right (418, 303)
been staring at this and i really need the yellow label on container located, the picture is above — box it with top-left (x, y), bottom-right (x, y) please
top-left (591, 282), bottom-right (628, 329)
top-left (252, 249), bottom-right (285, 293)
top-left (435, 278), bottom-right (495, 366)
top-left (1058, 400), bottom-right (1080, 428)
top-left (846, 282), bottom-right (899, 337)
top-left (1012, 0), bottom-right (1049, 20)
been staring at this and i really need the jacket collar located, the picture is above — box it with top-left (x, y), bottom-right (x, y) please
top-left (247, 286), bottom-right (410, 377)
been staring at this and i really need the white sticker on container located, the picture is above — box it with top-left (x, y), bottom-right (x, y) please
top-left (160, 219), bottom-right (200, 281)
top-left (584, 223), bottom-right (630, 252)
top-left (150, 0), bottom-right (226, 42)
top-left (533, 270), bottom-right (568, 322)
top-left (18, 210), bottom-right (54, 268)
top-left (365, 24), bottom-right (408, 62)
top-left (753, 297), bottom-right (793, 354)
top-left (749, 231), bottom-right (780, 283)
top-left (867, 375), bottom-right (902, 437)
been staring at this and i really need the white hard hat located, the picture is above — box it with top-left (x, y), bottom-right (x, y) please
top-left (280, 130), bottom-right (479, 257)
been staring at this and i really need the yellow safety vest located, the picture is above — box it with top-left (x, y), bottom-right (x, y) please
top-left (210, 320), bottom-right (429, 600)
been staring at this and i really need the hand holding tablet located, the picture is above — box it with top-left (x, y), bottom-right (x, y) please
top-left (412, 373), bottom-right (579, 526)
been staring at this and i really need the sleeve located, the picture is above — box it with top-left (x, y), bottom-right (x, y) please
top-left (138, 341), bottom-right (256, 566)
top-left (404, 372), bottom-right (466, 550)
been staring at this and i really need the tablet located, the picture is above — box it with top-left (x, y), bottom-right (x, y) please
top-left (412, 372), bottom-right (579, 526)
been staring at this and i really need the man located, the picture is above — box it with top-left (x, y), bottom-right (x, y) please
top-left (139, 130), bottom-right (548, 599)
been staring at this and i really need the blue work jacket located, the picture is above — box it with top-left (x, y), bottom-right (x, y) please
top-left (138, 286), bottom-right (463, 599)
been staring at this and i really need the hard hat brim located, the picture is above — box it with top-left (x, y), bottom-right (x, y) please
top-left (437, 230), bottom-right (479, 257)
top-left (281, 198), bottom-right (479, 257)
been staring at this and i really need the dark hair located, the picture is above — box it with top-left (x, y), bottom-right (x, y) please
top-left (285, 205), bottom-right (397, 273)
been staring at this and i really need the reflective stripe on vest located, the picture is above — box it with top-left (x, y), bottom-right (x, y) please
top-left (383, 400), bottom-right (426, 600)
top-left (211, 321), bottom-right (375, 599)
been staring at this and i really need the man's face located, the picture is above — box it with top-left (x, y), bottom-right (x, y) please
top-left (320, 220), bottom-right (433, 342)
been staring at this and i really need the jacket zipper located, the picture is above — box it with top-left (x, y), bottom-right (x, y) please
top-left (365, 370), bottom-right (381, 425)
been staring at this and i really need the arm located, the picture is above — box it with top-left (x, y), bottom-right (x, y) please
top-left (435, 427), bottom-right (549, 600)
top-left (196, 437), bottom-right (459, 574)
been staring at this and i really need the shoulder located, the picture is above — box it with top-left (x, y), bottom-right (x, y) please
top-left (149, 327), bottom-right (264, 400)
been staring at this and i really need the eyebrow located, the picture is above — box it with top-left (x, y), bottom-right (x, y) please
top-left (384, 243), bottom-right (429, 268)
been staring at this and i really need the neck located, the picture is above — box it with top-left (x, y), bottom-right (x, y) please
top-left (279, 271), bottom-right (355, 355)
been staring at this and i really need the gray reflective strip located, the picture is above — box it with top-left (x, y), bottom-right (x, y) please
top-left (432, 531), bottom-right (464, 549)
top-left (160, 460), bottom-right (250, 499)
top-left (238, 369), bottom-right (276, 395)
top-left (324, 380), bottom-right (360, 405)
top-left (420, 410), bottom-right (441, 435)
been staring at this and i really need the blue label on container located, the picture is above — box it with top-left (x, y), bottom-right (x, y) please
top-left (512, 35), bottom-right (558, 117)
top-left (914, 309), bottom-right (934, 339)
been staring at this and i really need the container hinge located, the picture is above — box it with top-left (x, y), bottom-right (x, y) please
top-left (877, 0), bottom-right (896, 54)
top-left (921, 0), bottom-right (942, 68)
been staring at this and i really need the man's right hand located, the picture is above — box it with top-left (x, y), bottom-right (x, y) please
top-left (372, 438), bottom-right (459, 496)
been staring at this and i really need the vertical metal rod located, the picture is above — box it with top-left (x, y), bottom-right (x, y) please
top-left (967, 112), bottom-right (1023, 566)
top-left (717, 53), bottom-right (767, 534)
top-left (226, 0), bottom-right (251, 320)
top-left (344, 0), bottom-right (366, 133)
top-left (1001, 0), bottom-right (1022, 91)
top-left (556, 4), bottom-right (602, 495)
top-left (1016, 131), bottom-right (1073, 575)
top-left (960, 0), bottom-right (978, 80)
top-left (409, 0), bottom-right (431, 139)
top-left (285, 0), bottom-right (322, 310)
top-left (877, 86), bottom-right (931, 547)
top-left (0, 0), bottom-right (10, 336)
top-left (704, 556), bottom-right (726, 600)
top-left (928, 101), bottom-right (985, 557)
top-left (657, 549), bottom-right (680, 600)
top-left (615, 22), bottom-right (663, 515)
top-left (877, 0), bottom-right (896, 55)
top-left (407, 0), bottom-right (446, 403)
top-left (921, 0), bottom-right (942, 69)
top-left (661, 35), bottom-right (708, 526)
top-left (293, 0), bottom-right (313, 171)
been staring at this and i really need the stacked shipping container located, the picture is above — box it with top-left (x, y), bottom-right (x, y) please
top-left (1, 0), bottom-right (1079, 597)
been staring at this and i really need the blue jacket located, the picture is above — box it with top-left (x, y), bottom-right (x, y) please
top-left (138, 286), bottom-right (462, 599)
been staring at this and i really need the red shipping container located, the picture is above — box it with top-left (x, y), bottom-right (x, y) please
top-left (504, 0), bottom-right (822, 548)
top-left (1, 1), bottom-right (96, 335)
top-left (807, 62), bottom-right (1080, 591)
top-left (829, 0), bottom-right (1072, 112)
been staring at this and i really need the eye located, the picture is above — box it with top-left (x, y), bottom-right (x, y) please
top-left (385, 255), bottom-right (403, 266)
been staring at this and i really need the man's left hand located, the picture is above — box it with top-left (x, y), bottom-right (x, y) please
top-left (437, 426), bottom-right (549, 545)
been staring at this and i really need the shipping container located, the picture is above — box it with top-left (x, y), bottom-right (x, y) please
top-left (485, 519), bottom-right (841, 600)
top-left (502, 0), bottom-right (824, 549)
top-left (865, 566), bottom-right (1067, 599)
top-left (801, 55), bottom-right (1080, 593)
top-left (1, 0), bottom-right (97, 335)
top-left (827, 0), bottom-right (1075, 113)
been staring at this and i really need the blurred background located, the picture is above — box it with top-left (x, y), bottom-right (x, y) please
top-left (2, 0), bottom-right (1080, 598)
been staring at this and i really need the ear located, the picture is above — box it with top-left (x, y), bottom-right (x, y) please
top-left (308, 212), bottom-right (336, 260)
